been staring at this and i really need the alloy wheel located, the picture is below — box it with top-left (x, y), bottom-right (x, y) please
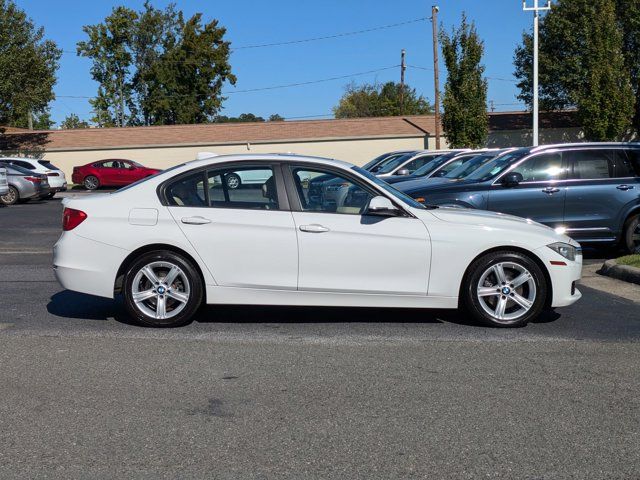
top-left (226, 174), bottom-right (240, 189)
top-left (476, 262), bottom-right (536, 323)
top-left (1, 186), bottom-right (17, 205)
top-left (131, 261), bottom-right (191, 320)
top-left (632, 222), bottom-right (640, 253)
top-left (84, 176), bottom-right (99, 190)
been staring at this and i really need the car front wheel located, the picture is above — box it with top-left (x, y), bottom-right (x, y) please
top-left (84, 175), bottom-right (100, 190)
top-left (226, 173), bottom-right (241, 189)
top-left (123, 251), bottom-right (204, 327)
top-left (462, 251), bottom-right (547, 328)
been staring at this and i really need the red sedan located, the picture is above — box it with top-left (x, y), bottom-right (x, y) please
top-left (72, 159), bottom-right (161, 190)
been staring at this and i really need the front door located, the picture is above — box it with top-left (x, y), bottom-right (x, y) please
top-left (166, 165), bottom-right (298, 290)
top-left (287, 166), bottom-right (431, 295)
top-left (488, 151), bottom-right (567, 228)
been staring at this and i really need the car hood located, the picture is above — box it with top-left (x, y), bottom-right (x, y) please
top-left (412, 206), bottom-right (577, 245)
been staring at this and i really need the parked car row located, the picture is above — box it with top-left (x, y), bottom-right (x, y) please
top-left (0, 160), bottom-right (54, 206)
top-left (367, 143), bottom-right (640, 254)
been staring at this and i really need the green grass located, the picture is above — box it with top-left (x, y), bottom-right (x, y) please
top-left (616, 254), bottom-right (640, 268)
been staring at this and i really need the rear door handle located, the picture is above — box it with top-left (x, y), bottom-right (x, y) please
top-left (542, 187), bottom-right (560, 194)
top-left (617, 184), bottom-right (634, 191)
top-left (299, 224), bottom-right (330, 233)
top-left (181, 216), bottom-right (211, 225)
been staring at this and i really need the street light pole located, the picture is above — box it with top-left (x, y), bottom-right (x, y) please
top-left (431, 5), bottom-right (441, 149)
top-left (522, 0), bottom-right (551, 147)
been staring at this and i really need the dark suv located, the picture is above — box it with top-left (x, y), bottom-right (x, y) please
top-left (397, 143), bottom-right (640, 253)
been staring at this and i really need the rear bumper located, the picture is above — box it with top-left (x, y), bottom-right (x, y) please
top-left (53, 232), bottom-right (129, 299)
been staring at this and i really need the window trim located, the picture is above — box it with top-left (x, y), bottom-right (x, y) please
top-left (283, 163), bottom-right (411, 217)
top-left (157, 160), bottom-right (290, 211)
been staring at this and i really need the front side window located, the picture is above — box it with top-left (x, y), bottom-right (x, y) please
top-left (509, 152), bottom-right (564, 182)
top-left (292, 167), bottom-right (374, 215)
top-left (13, 160), bottom-right (34, 170)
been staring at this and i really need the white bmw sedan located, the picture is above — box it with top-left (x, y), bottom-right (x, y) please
top-left (53, 154), bottom-right (582, 328)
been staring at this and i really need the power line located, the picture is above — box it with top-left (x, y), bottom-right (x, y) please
top-left (60, 16), bottom-right (428, 60)
top-left (407, 64), bottom-right (518, 83)
top-left (55, 65), bottom-right (399, 100)
top-left (231, 17), bottom-right (427, 50)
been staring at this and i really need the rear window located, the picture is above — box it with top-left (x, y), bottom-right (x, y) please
top-left (38, 160), bottom-right (59, 170)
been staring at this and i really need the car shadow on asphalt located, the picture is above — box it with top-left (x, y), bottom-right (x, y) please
top-left (47, 290), bottom-right (562, 328)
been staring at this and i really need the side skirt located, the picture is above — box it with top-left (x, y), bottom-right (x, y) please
top-left (205, 286), bottom-right (458, 309)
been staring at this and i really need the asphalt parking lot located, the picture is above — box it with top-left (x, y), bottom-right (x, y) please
top-left (1, 197), bottom-right (640, 478)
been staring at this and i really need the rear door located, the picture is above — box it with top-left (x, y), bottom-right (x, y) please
top-left (563, 148), bottom-right (640, 242)
top-left (166, 163), bottom-right (298, 290)
top-left (488, 151), bottom-right (567, 228)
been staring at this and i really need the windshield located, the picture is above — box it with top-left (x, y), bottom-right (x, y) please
top-left (363, 152), bottom-right (408, 171)
top-left (115, 163), bottom-right (185, 193)
top-left (465, 150), bottom-right (530, 182)
top-left (354, 166), bottom-right (426, 210)
top-left (411, 152), bottom-right (461, 177)
top-left (372, 152), bottom-right (416, 174)
top-left (130, 160), bottom-right (144, 167)
top-left (444, 153), bottom-right (497, 179)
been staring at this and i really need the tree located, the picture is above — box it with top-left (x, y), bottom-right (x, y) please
top-left (514, 0), bottom-right (635, 140)
top-left (268, 114), bottom-right (285, 122)
top-left (78, 2), bottom-right (235, 126)
top-left (60, 114), bottom-right (90, 129)
top-left (439, 13), bottom-right (488, 148)
top-left (333, 81), bottom-right (432, 118)
top-left (615, 0), bottom-right (640, 133)
top-left (0, 0), bottom-right (61, 128)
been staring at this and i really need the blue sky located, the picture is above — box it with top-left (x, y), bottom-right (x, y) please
top-left (18, 0), bottom-right (536, 126)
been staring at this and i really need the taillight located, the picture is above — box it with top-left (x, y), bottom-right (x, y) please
top-left (47, 172), bottom-right (60, 177)
top-left (62, 208), bottom-right (87, 231)
top-left (25, 176), bottom-right (41, 183)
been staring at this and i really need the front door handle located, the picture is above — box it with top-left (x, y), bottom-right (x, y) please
top-left (181, 216), bottom-right (211, 225)
top-left (617, 184), bottom-right (635, 191)
top-left (299, 224), bottom-right (330, 233)
top-left (542, 187), bottom-right (560, 194)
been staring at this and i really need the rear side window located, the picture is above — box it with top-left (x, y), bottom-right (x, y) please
top-left (166, 172), bottom-right (206, 207)
top-left (567, 150), bottom-right (616, 180)
top-left (510, 152), bottom-right (564, 182)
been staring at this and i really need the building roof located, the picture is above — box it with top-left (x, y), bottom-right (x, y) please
top-left (0, 111), bottom-right (579, 152)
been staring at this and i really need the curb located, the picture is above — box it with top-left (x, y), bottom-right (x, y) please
top-left (599, 259), bottom-right (640, 286)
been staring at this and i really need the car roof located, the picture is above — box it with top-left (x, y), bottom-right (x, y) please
top-left (189, 153), bottom-right (355, 170)
top-left (528, 142), bottom-right (640, 153)
top-left (0, 157), bottom-right (40, 163)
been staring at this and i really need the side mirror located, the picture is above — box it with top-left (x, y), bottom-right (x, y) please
top-left (502, 172), bottom-right (523, 187)
top-left (396, 168), bottom-right (410, 176)
top-left (366, 196), bottom-right (402, 216)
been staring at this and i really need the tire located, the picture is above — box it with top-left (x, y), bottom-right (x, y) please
top-left (123, 250), bottom-right (203, 327)
top-left (1, 186), bottom-right (19, 205)
top-left (45, 192), bottom-right (56, 199)
top-left (461, 251), bottom-right (547, 328)
top-left (226, 173), bottom-right (241, 190)
top-left (622, 214), bottom-right (640, 254)
top-left (84, 175), bottom-right (100, 190)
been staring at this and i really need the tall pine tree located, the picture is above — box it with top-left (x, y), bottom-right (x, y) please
top-left (439, 13), bottom-right (488, 148)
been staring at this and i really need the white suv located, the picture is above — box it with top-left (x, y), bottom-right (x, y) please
top-left (0, 157), bottom-right (67, 198)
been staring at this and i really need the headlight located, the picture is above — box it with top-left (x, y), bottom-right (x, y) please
top-left (547, 242), bottom-right (578, 261)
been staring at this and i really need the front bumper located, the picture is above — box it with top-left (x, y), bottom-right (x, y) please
top-left (534, 246), bottom-right (583, 308)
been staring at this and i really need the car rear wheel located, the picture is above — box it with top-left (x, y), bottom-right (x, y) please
top-left (123, 251), bottom-right (203, 327)
top-left (622, 214), bottom-right (640, 254)
top-left (461, 251), bottom-right (547, 328)
top-left (226, 173), bottom-right (241, 189)
top-left (1, 186), bottom-right (19, 205)
top-left (45, 192), bottom-right (56, 199)
top-left (84, 175), bottom-right (99, 190)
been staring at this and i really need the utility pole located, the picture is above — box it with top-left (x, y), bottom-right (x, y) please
top-left (400, 49), bottom-right (406, 115)
top-left (27, 109), bottom-right (33, 130)
top-left (522, 0), bottom-right (551, 146)
top-left (431, 5), bottom-right (441, 149)
top-left (490, 100), bottom-right (495, 112)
